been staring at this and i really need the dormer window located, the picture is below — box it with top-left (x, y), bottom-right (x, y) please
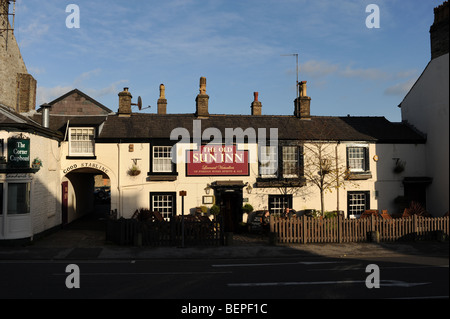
top-left (69, 128), bottom-right (95, 157)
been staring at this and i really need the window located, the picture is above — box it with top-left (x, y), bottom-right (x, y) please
top-left (259, 145), bottom-right (278, 178)
top-left (347, 146), bottom-right (369, 173)
top-left (69, 128), bottom-right (95, 156)
top-left (269, 195), bottom-right (293, 215)
top-left (282, 146), bottom-right (299, 178)
top-left (347, 191), bottom-right (370, 217)
top-left (0, 183), bottom-right (3, 215)
top-left (150, 192), bottom-right (176, 221)
top-left (152, 146), bottom-right (173, 173)
top-left (258, 144), bottom-right (303, 180)
top-left (7, 183), bottom-right (30, 215)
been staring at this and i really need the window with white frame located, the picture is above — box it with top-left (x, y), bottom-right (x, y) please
top-left (282, 146), bottom-right (299, 178)
top-left (347, 191), bottom-right (370, 217)
top-left (259, 145), bottom-right (278, 178)
top-left (151, 193), bottom-right (176, 220)
top-left (152, 146), bottom-right (173, 173)
top-left (269, 195), bottom-right (292, 215)
top-left (69, 128), bottom-right (95, 156)
top-left (347, 145), bottom-right (369, 173)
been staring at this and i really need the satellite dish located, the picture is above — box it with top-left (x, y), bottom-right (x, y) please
top-left (137, 96), bottom-right (142, 111)
top-left (132, 96), bottom-right (143, 110)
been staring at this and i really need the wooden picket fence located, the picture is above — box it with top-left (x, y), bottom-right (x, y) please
top-left (106, 217), bottom-right (224, 246)
top-left (270, 215), bottom-right (449, 244)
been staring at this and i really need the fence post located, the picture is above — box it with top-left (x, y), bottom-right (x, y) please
top-left (302, 215), bottom-right (307, 244)
top-left (338, 215), bottom-right (342, 243)
top-left (413, 214), bottom-right (418, 241)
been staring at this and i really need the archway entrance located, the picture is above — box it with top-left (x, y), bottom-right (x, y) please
top-left (62, 167), bottom-right (111, 229)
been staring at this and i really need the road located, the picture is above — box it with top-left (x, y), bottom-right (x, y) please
top-left (1, 255), bottom-right (448, 301)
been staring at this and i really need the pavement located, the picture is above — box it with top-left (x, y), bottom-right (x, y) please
top-left (0, 217), bottom-right (449, 261)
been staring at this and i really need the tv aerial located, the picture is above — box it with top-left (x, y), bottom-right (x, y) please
top-left (281, 53), bottom-right (299, 99)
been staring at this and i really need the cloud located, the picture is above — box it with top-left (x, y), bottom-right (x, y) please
top-left (37, 68), bottom-right (128, 105)
top-left (384, 78), bottom-right (417, 96)
top-left (37, 85), bottom-right (73, 105)
top-left (301, 59), bottom-right (418, 82)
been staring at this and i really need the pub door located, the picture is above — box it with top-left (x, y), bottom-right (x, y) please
top-left (217, 190), bottom-right (243, 233)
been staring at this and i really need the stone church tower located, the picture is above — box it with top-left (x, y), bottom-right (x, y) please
top-left (0, 0), bottom-right (37, 113)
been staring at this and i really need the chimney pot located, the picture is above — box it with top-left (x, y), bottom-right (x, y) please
top-left (41, 103), bottom-right (52, 128)
top-left (158, 84), bottom-right (167, 115)
top-left (251, 92), bottom-right (262, 116)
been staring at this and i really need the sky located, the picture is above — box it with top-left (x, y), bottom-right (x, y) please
top-left (11, 0), bottom-right (444, 122)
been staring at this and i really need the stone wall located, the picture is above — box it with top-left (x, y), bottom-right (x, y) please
top-left (0, 0), bottom-right (36, 112)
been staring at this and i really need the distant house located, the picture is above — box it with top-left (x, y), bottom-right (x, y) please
top-left (399, 1), bottom-right (449, 216)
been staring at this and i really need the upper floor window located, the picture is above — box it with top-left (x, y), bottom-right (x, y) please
top-left (152, 146), bottom-right (173, 173)
top-left (259, 145), bottom-right (278, 178)
top-left (69, 128), bottom-right (95, 157)
top-left (347, 145), bottom-right (370, 172)
top-left (346, 144), bottom-right (372, 180)
top-left (258, 144), bottom-right (304, 180)
top-left (282, 146), bottom-right (299, 178)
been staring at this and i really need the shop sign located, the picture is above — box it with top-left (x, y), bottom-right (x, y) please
top-left (8, 139), bottom-right (30, 168)
top-left (187, 145), bottom-right (249, 176)
top-left (63, 162), bottom-right (110, 175)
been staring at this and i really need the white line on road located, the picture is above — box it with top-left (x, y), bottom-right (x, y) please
top-left (228, 280), bottom-right (431, 288)
top-left (53, 271), bottom-right (233, 276)
top-left (212, 261), bottom-right (343, 268)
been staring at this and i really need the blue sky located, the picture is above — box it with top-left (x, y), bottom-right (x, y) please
top-left (12, 0), bottom-right (443, 121)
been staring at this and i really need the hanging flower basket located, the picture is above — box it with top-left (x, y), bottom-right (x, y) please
top-left (32, 158), bottom-right (43, 169)
top-left (128, 165), bottom-right (141, 176)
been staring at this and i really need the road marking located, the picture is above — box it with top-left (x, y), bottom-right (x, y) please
top-left (53, 271), bottom-right (232, 276)
top-left (212, 261), bottom-right (343, 268)
top-left (228, 280), bottom-right (431, 288)
top-left (308, 265), bottom-right (449, 271)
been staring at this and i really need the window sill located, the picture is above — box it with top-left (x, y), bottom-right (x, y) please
top-left (346, 171), bottom-right (372, 180)
top-left (255, 177), bottom-right (306, 188)
top-left (147, 172), bottom-right (178, 181)
top-left (66, 156), bottom-right (97, 160)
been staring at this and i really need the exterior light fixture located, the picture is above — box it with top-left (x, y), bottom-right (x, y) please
top-left (246, 184), bottom-right (253, 194)
top-left (204, 185), bottom-right (212, 195)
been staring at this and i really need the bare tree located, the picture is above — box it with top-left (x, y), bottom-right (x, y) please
top-left (303, 141), bottom-right (353, 216)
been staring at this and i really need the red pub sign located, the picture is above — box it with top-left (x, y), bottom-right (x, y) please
top-left (187, 145), bottom-right (249, 176)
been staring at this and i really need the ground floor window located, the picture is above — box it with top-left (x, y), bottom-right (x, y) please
top-left (150, 192), bottom-right (176, 221)
top-left (347, 191), bottom-right (370, 217)
top-left (268, 194), bottom-right (293, 215)
top-left (0, 182), bottom-right (30, 215)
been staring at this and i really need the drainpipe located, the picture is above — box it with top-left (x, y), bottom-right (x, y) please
top-left (117, 141), bottom-right (121, 218)
top-left (336, 142), bottom-right (340, 212)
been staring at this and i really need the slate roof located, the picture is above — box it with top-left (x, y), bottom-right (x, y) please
top-left (31, 114), bottom-right (108, 135)
top-left (0, 104), bottom-right (63, 139)
top-left (96, 113), bottom-right (426, 144)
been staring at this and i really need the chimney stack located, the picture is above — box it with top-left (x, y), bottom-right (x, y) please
top-left (118, 87), bottom-right (132, 117)
top-left (196, 77), bottom-right (209, 118)
top-left (430, 1), bottom-right (449, 60)
top-left (251, 92), bottom-right (262, 115)
top-left (157, 84), bottom-right (167, 115)
top-left (294, 81), bottom-right (311, 119)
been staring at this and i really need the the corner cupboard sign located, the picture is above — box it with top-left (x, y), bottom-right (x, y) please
top-left (8, 138), bottom-right (30, 168)
top-left (187, 145), bottom-right (249, 176)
